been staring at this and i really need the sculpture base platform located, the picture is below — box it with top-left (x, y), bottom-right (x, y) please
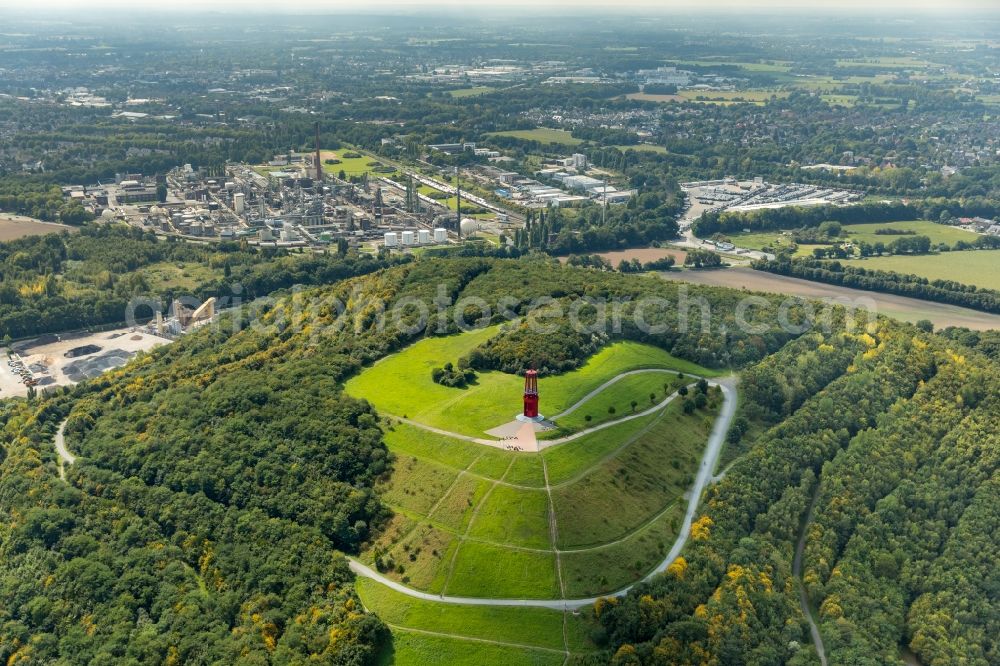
top-left (516, 413), bottom-right (546, 423)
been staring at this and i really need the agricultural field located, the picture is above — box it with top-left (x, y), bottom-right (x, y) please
top-left (723, 221), bottom-right (981, 257)
top-left (0, 214), bottom-right (76, 241)
top-left (613, 143), bottom-right (668, 153)
top-left (352, 327), bottom-right (724, 600)
top-left (627, 90), bottom-right (788, 106)
top-left (835, 56), bottom-right (937, 68)
top-left (488, 128), bottom-right (583, 146)
top-left (821, 94), bottom-right (859, 107)
top-left (843, 250), bottom-right (1000, 291)
top-left (666, 59), bottom-right (793, 73)
top-left (657, 266), bottom-right (1000, 331)
top-left (448, 86), bottom-right (496, 98)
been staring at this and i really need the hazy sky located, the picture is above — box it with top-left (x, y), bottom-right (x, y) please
top-left (1, 0), bottom-right (997, 11)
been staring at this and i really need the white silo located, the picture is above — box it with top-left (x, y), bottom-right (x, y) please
top-left (384, 232), bottom-right (398, 248)
top-left (233, 192), bottom-right (245, 213)
top-left (433, 228), bottom-right (448, 243)
top-left (417, 229), bottom-right (431, 244)
top-left (401, 230), bottom-right (415, 246)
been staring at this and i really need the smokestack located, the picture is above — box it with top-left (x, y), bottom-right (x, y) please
top-left (314, 122), bottom-right (322, 182)
top-left (455, 166), bottom-right (462, 238)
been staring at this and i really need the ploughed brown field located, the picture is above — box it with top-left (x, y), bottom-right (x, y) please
top-left (0, 214), bottom-right (77, 241)
top-left (658, 267), bottom-right (1000, 332)
top-left (560, 247), bottom-right (687, 266)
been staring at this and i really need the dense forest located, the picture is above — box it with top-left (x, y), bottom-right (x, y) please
top-left (693, 200), bottom-right (1000, 237)
top-left (0, 225), bottom-right (403, 340)
top-left (585, 315), bottom-right (999, 665)
top-left (0, 255), bottom-right (822, 663)
top-left (753, 257), bottom-right (1000, 315)
top-left (1, 256), bottom-right (997, 664)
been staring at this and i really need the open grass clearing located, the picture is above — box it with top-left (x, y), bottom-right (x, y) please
top-left (356, 577), bottom-right (598, 653)
top-left (561, 500), bottom-right (685, 597)
top-left (345, 326), bottom-right (711, 437)
top-left (542, 410), bottom-right (663, 485)
top-left (552, 371), bottom-right (688, 433)
top-left (841, 220), bottom-right (980, 246)
top-left (552, 398), bottom-right (718, 548)
top-left (430, 474), bottom-right (493, 533)
top-left (139, 260), bottom-right (222, 292)
top-left (321, 153), bottom-right (395, 178)
top-left (444, 541), bottom-right (559, 598)
top-left (377, 455), bottom-right (459, 516)
top-left (488, 128), bottom-right (582, 146)
top-left (843, 250), bottom-right (1000, 291)
top-left (504, 455), bottom-right (547, 488)
top-left (375, 629), bottom-right (566, 666)
top-left (666, 59), bottom-right (793, 73)
top-left (466, 484), bottom-right (551, 549)
top-left (723, 221), bottom-right (980, 257)
top-left (377, 522), bottom-right (456, 594)
top-left (613, 143), bottom-right (668, 153)
top-left (679, 90), bottom-right (788, 103)
top-left (449, 86), bottom-right (496, 98)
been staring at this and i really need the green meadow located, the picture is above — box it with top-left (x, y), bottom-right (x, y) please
top-left (344, 326), bottom-right (710, 436)
top-left (488, 128), bottom-right (583, 146)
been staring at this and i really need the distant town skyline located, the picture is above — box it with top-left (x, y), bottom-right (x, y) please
top-left (3, 0), bottom-right (998, 12)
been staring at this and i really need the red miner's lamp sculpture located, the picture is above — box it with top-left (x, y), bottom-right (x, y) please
top-left (523, 370), bottom-right (539, 419)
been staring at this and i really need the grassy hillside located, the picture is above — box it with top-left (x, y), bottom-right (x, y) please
top-left (4, 256), bottom-right (993, 665)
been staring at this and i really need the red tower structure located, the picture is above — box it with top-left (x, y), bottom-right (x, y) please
top-left (523, 370), bottom-right (539, 419)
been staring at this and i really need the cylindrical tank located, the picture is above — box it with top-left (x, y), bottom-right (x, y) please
top-left (384, 232), bottom-right (398, 248)
top-left (434, 228), bottom-right (448, 243)
top-left (418, 229), bottom-right (430, 244)
top-left (401, 230), bottom-right (415, 246)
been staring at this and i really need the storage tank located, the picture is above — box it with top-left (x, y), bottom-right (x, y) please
top-left (417, 229), bottom-right (431, 244)
top-left (434, 228), bottom-right (448, 243)
top-left (384, 232), bottom-right (398, 248)
top-left (401, 230), bottom-right (415, 246)
top-left (460, 218), bottom-right (479, 237)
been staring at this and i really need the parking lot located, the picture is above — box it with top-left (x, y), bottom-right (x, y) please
top-left (1, 328), bottom-right (171, 398)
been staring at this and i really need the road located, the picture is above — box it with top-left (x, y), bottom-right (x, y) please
top-left (348, 377), bottom-right (738, 609)
top-left (794, 483), bottom-right (828, 666)
top-left (675, 191), bottom-right (774, 261)
top-left (53, 419), bottom-right (74, 480)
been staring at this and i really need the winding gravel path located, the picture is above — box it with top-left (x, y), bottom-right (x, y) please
top-left (795, 483), bottom-right (828, 666)
top-left (349, 377), bottom-right (738, 609)
top-left (53, 419), bottom-right (74, 480)
top-left (392, 368), bottom-right (709, 453)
